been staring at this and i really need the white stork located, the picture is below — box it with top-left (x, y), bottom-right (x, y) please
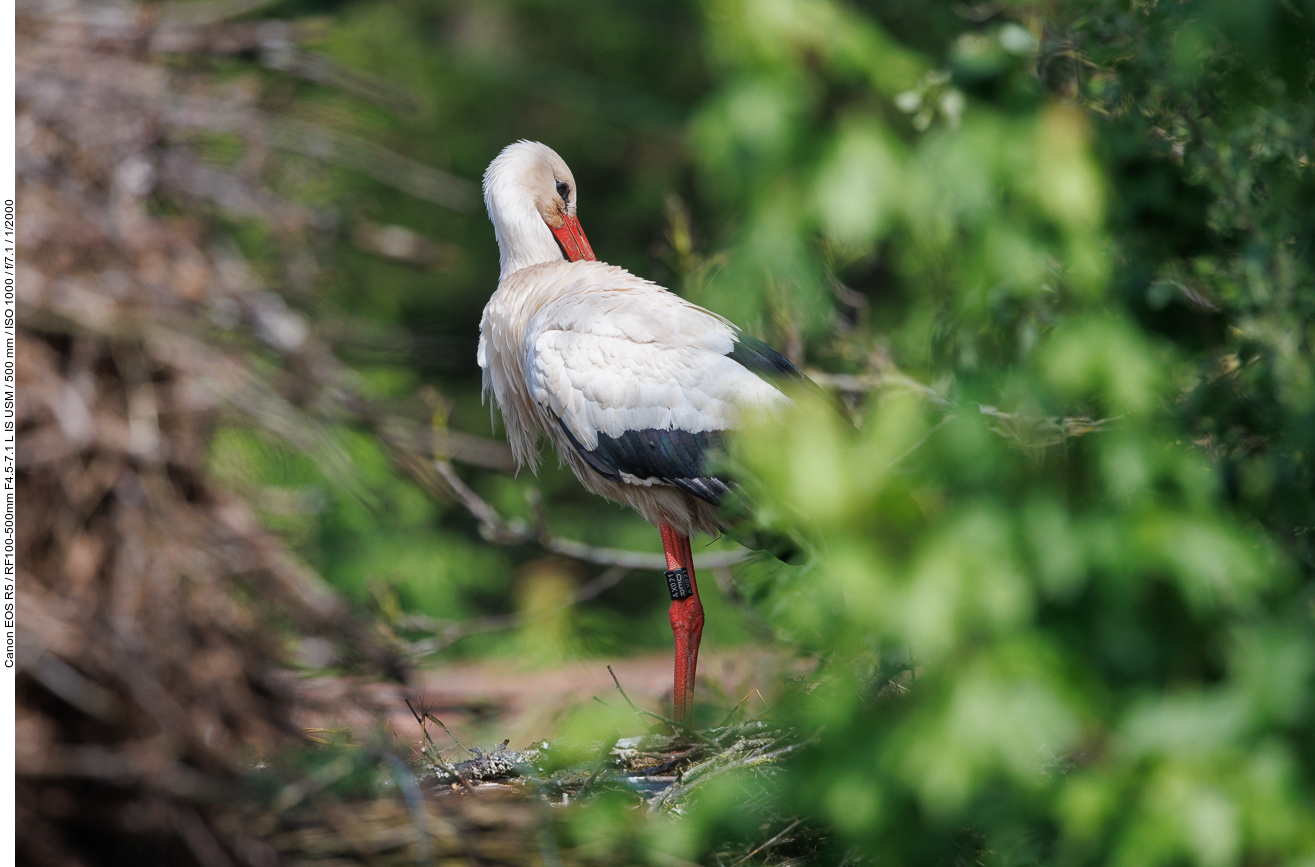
top-left (478, 141), bottom-right (802, 722)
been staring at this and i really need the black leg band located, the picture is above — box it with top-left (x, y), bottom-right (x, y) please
top-left (665, 567), bottom-right (693, 601)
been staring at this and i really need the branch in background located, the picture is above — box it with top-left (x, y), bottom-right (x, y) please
top-left (162, 152), bottom-right (456, 269)
top-left (808, 368), bottom-right (952, 407)
top-left (398, 565), bottom-right (631, 658)
top-left (322, 384), bottom-right (748, 573)
top-left (268, 119), bottom-right (477, 211)
top-left (350, 222), bottom-right (456, 270)
top-left (428, 459), bottom-right (750, 571)
top-left (810, 357), bottom-right (1117, 456)
top-left (165, 103), bottom-right (477, 212)
top-left (154, 2), bottom-right (419, 116)
top-left (157, 150), bottom-right (324, 233)
top-left (730, 818), bottom-right (805, 867)
top-left (885, 414), bottom-right (957, 470)
top-left (977, 404), bottom-right (1117, 449)
top-left (159, 0), bottom-right (286, 26)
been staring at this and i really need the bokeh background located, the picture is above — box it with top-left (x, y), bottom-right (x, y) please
top-left (16, 0), bottom-right (1315, 865)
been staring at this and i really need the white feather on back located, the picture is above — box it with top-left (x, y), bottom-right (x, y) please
top-left (479, 260), bottom-right (788, 470)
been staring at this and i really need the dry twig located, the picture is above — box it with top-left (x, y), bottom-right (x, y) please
top-left (429, 459), bottom-right (750, 570)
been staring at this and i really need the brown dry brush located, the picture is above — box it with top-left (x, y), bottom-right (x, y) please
top-left (11, 2), bottom-right (501, 864)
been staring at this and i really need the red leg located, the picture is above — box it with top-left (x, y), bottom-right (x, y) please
top-left (660, 523), bottom-right (704, 725)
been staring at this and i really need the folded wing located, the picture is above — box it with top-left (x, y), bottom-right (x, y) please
top-left (523, 266), bottom-right (799, 503)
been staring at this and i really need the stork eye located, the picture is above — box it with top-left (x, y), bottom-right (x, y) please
top-left (555, 180), bottom-right (570, 202)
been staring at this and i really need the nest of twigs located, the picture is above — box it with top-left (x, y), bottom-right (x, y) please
top-left (421, 718), bottom-right (804, 814)
top-left (238, 714), bottom-right (810, 867)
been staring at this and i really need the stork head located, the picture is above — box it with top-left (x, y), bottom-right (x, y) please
top-left (483, 140), bottom-right (596, 279)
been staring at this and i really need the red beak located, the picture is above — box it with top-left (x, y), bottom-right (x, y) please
top-left (550, 214), bottom-right (596, 262)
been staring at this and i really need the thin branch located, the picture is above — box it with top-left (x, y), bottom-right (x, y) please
top-left (731, 817), bottom-right (803, 867)
top-left (426, 715), bottom-right (469, 756)
top-left (608, 665), bottom-right (641, 715)
top-left (811, 358), bottom-right (1118, 462)
top-left (268, 119), bottom-right (477, 211)
top-left (717, 689), bottom-right (766, 729)
top-left (978, 404), bottom-right (1120, 449)
top-left (405, 698), bottom-right (470, 791)
top-left (605, 666), bottom-right (712, 740)
top-left (808, 369), bottom-right (953, 407)
top-left (581, 735), bottom-right (622, 794)
top-left (400, 565), bottom-right (630, 657)
top-left (886, 414), bottom-right (957, 470)
top-left (403, 698), bottom-right (439, 754)
top-left (430, 459), bottom-right (750, 570)
top-left (545, 533), bottom-right (747, 569)
top-left (164, 104), bottom-right (477, 211)
top-left (160, 0), bottom-right (284, 25)
top-left (649, 742), bottom-right (805, 812)
top-left (430, 458), bottom-right (507, 530)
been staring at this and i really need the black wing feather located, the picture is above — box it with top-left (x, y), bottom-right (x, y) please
top-left (727, 334), bottom-right (804, 380)
top-left (556, 421), bottom-right (731, 505)
top-left (728, 333), bottom-right (832, 402)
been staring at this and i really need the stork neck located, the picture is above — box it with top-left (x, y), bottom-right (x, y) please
top-left (486, 186), bottom-right (567, 280)
top-left (494, 216), bottom-right (564, 280)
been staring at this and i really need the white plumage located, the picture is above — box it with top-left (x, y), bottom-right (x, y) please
top-left (478, 143), bottom-right (790, 536)
top-left (476, 140), bottom-right (798, 720)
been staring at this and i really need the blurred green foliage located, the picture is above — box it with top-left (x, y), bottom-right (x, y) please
top-left (681, 1), bottom-right (1315, 864)
top-left (208, 0), bottom-right (1315, 862)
